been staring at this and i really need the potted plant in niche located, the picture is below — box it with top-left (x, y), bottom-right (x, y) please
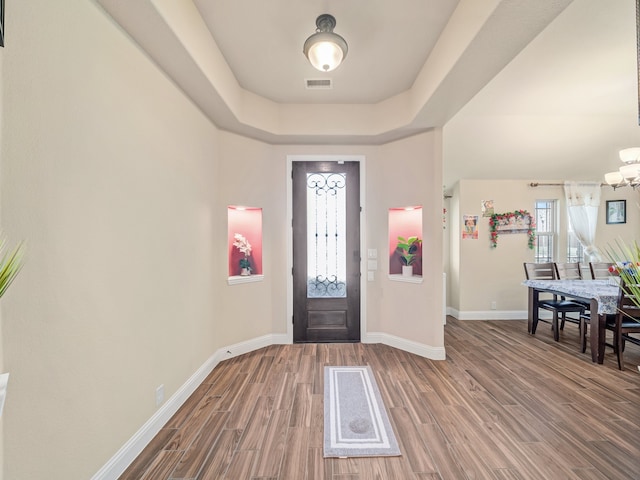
top-left (396, 236), bottom-right (421, 276)
top-left (233, 233), bottom-right (252, 276)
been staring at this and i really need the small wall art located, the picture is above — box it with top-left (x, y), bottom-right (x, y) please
top-left (462, 215), bottom-right (478, 239)
top-left (606, 200), bottom-right (626, 224)
top-left (481, 200), bottom-right (494, 217)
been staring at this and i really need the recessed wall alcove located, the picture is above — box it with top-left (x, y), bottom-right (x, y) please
top-left (227, 206), bottom-right (264, 285)
top-left (389, 206), bottom-right (423, 283)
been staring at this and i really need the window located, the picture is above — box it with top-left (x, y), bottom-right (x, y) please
top-left (534, 200), bottom-right (556, 263)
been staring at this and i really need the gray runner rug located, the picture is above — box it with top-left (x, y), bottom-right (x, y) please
top-left (324, 366), bottom-right (401, 458)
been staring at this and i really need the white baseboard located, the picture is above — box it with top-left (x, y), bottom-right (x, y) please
top-left (91, 333), bottom-right (288, 480)
top-left (363, 332), bottom-right (446, 360)
top-left (447, 308), bottom-right (529, 320)
top-left (445, 308), bottom-right (554, 321)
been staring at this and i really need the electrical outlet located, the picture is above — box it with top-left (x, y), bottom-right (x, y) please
top-left (155, 384), bottom-right (164, 407)
top-left (490, 301), bottom-right (497, 310)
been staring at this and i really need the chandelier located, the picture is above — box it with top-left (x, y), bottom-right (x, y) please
top-left (604, 148), bottom-right (640, 188)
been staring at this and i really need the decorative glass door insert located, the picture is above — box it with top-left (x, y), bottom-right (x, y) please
top-left (306, 172), bottom-right (347, 298)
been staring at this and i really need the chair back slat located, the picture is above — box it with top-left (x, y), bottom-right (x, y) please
top-left (554, 262), bottom-right (583, 280)
top-left (524, 262), bottom-right (556, 280)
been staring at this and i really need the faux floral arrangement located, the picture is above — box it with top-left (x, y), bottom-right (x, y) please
top-left (233, 233), bottom-right (252, 273)
top-left (606, 239), bottom-right (640, 309)
top-left (396, 236), bottom-right (422, 266)
top-left (608, 261), bottom-right (639, 278)
top-left (488, 210), bottom-right (536, 249)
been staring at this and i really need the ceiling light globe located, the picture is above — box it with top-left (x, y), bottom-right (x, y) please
top-left (305, 36), bottom-right (346, 72)
top-left (618, 147), bottom-right (640, 163)
top-left (619, 163), bottom-right (640, 181)
top-left (604, 171), bottom-right (624, 185)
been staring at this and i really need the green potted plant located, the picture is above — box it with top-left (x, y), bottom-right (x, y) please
top-left (0, 236), bottom-right (25, 298)
top-left (396, 236), bottom-right (421, 276)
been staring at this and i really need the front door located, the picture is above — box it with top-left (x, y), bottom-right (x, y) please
top-left (292, 161), bottom-right (361, 343)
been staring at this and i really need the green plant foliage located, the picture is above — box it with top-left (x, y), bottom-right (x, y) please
top-left (0, 237), bottom-right (25, 299)
top-left (396, 236), bottom-right (422, 266)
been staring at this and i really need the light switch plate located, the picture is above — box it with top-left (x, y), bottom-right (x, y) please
top-left (367, 260), bottom-right (378, 270)
top-left (367, 249), bottom-right (377, 259)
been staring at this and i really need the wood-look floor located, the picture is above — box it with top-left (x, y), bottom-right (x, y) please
top-left (119, 318), bottom-right (640, 479)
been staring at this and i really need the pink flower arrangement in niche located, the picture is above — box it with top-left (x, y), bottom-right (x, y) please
top-left (233, 233), bottom-right (252, 273)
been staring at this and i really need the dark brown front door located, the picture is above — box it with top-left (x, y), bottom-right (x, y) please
top-left (292, 161), bottom-right (361, 343)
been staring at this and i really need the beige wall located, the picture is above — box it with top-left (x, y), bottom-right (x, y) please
top-left (216, 131), bottom-right (285, 342)
top-left (1, 1), bottom-right (223, 478)
top-left (373, 132), bottom-right (444, 346)
top-left (449, 179), bottom-right (640, 317)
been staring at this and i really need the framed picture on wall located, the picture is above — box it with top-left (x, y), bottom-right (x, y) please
top-left (606, 200), bottom-right (626, 224)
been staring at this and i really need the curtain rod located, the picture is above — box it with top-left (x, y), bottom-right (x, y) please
top-left (529, 182), bottom-right (607, 187)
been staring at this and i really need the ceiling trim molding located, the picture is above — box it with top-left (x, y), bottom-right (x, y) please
top-left (96, 0), bottom-right (573, 144)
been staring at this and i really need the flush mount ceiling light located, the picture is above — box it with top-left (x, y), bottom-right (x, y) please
top-left (303, 14), bottom-right (348, 72)
top-left (604, 147), bottom-right (640, 189)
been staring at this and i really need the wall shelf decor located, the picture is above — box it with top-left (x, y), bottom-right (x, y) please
top-left (488, 210), bottom-right (535, 249)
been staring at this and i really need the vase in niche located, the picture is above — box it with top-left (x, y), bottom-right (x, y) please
top-left (239, 257), bottom-right (251, 276)
top-left (402, 265), bottom-right (413, 277)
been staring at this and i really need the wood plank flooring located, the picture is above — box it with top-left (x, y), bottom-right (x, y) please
top-left (119, 318), bottom-right (640, 479)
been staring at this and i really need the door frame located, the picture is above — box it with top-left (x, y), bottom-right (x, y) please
top-left (286, 155), bottom-right (367, 344)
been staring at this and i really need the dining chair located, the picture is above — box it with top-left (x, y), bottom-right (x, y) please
top-left (524, 262), bottom-right (586, 341)
top-left (606, 280), bottom-right (640, 370)
top-left (554, 262), bottom-right (591, 338)
top-left (589, 262), bottom-right (614, 279)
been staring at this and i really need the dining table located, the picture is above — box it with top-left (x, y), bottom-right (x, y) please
top-left (523, 279), bottom-right (620, 363)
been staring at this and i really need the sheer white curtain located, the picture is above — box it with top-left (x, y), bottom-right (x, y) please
top-left (563, 181), bottom-right (603, 262)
